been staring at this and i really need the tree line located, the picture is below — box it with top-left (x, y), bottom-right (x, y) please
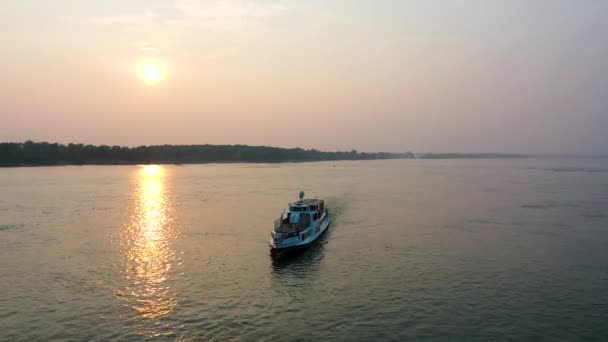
top-left (0, 141), bottom-right (415, 166)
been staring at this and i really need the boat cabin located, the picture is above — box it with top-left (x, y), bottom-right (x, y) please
top-left (275, 199), bottom-right (325, 233)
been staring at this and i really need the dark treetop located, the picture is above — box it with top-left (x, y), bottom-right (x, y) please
top-left (0, 141), bottom-right (415, 166)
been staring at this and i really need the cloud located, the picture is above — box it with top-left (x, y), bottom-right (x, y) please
top-left (175, 0), bottom-right (287, 19)
top-left (92, 10), bottom-right (160, 25)
top-left (92, 0), bottom-right (287, 34)
top-left (92, 15), bottom-right (135, 25)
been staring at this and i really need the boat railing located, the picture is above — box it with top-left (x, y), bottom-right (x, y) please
top-left (274, 217), bottom-right (308, 233)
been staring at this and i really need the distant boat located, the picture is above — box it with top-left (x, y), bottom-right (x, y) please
top-left (269, 191), bottom-right (330, 256)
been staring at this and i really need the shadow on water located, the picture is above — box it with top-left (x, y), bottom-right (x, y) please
top-left (269, 235), bottom-right (328, 284)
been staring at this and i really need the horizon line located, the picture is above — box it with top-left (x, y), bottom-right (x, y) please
top-left (2, 140), bottom-right (607, 158)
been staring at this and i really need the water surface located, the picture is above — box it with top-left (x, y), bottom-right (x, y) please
top-left (1, 159), bottom-right (608, 341)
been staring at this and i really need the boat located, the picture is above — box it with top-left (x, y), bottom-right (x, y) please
top-left (269, 191), bottom-right (331, 256)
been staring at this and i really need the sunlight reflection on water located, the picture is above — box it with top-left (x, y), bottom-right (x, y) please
top-left (117, 165), bottom-right (180, 331)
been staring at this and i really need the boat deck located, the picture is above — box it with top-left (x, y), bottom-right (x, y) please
top-left (274, 220), bottom-right (308, 233)
top-left (292, 199), bottom-right (324, 206)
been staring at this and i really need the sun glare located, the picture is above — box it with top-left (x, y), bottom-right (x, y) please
top-left (136, 59), bottom-right (166, 85)
top-left (142, 164), bottom-right (162, 176)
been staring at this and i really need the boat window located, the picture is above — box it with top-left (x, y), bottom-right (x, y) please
top-left (289, 212), bottom-right (300, 224)
top-left (301, 213), bottom-right (311, 227)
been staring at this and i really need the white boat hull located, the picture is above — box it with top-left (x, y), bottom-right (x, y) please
top-left (269, 214), bottom-right (330, 254)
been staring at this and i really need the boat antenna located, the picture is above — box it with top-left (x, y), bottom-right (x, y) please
top-left (299, 191), bottom-right (305, 202)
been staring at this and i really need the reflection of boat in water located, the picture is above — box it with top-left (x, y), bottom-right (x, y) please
top-left (269, 191), bottom-right (330, 256)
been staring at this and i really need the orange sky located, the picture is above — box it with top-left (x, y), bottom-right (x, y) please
top-left (2, 1), bottom-right (607, 154)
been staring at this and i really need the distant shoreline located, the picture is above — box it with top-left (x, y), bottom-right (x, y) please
top-left (417, 153), bottom-right (530, 159)
top-left (2, 141), bottom-right (605, 168)
top-left (416, 153), bottom-right (608, 159)
top-left (0, 159), bottom-right (405, 168)
top-left (0, 141), bottom-right (414, 167)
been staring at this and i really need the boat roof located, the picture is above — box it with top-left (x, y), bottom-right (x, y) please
top-left (291, 199), bottom-right (324, 206)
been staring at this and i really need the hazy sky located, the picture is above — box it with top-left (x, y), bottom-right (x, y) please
top-left (2, 0), bottom-right (607, 154)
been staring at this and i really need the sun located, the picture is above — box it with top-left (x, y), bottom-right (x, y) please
top-left (143, 64), bottom-right (161, 81)
top-left (136, 59), bottom-right (167, 85)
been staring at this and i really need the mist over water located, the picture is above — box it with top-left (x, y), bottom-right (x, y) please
top-left (1, 158), bottom-right (608, 341)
